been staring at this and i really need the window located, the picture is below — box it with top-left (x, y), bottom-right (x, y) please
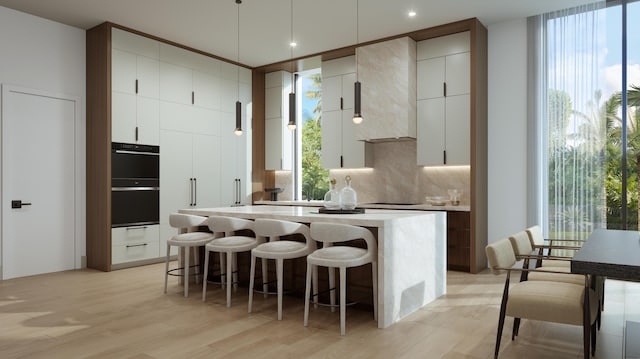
top-left (292, 67), bottom-right (328, 201)
top-left (533, 0), bottom-right (640, 240)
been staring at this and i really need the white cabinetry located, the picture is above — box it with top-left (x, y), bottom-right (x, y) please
top-left (417, 32), bottom-right (470, 166)
top-left (112, 225), bottom-right (160, 265)
top-left (112, 28), bottom-right (160, 145)
top-left (265, 71), bottom-right (293, 171)
top-left (320, 56), bottom-right (371, 169)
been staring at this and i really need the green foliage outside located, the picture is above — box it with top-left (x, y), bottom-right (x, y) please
top-left (301, 73), bottom-right (329, 200)
top-left (549, 85), bottom-right (640, 235)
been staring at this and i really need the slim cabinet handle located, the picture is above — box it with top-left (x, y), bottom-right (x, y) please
top-left (443, 82), bottom-right (447, 97)
top-left (191, 91), bottom-right (195, 105)
top-left (189, 178), bottom-right (194, 206)
top-left (135, 126), bottom-right (139, 142)
top-left (193, 178), bottom-right (197, 206)
top-left (340, 97), bottom-right (343, 110)
top-left (443, 150), bottom-right (447, 165)
top-left (135, 79), bottom-right (139, 94)
top-left (126, 243), bottom-right (148, 248)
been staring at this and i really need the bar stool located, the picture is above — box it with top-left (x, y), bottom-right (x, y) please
top-left (304, 222), bottom-right (378, 335)
top-left (202, 216), bottom-right (258, 307)
top-left (164, 213), bottom-right (214, 297)
top-left (248, 218), bottom-right (317, 320)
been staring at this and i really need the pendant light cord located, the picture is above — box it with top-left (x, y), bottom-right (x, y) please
top-left (236, 0), bottom-right (241, 101)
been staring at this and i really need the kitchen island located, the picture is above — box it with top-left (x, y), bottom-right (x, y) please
top-left (180, 205), bottom-right (446, 328)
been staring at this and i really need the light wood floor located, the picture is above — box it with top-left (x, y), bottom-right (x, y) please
top-left (1, 263), bottom-right (639, 359)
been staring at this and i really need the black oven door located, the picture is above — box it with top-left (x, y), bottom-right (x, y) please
top-left (111, 184), bottom-right (160, 228)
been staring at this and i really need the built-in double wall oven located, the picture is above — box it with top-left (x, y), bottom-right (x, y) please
top-left (111, 142), bottom-right (160, 228)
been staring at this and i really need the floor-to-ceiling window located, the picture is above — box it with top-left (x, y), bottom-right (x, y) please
top-left (292, 67), bottom-right (328, 200)
top-left (535, 0), bottom-right (640, 239)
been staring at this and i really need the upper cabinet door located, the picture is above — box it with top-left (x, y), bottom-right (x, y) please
top-left (192, 70), bottom-right (219, 110)
top-left (159, 62), bottom-right (193, 105)
top-left (136, 56), bottom-right (160, 99)
top-left (112, 49), bottom-right (137, 95)
top-left (322, 76), bottom-right (341, 112)
top-left (417, 57), bottom-right (445, 100)
top-left (445, 52), bottom-right (470, 97)
top-left (341, 72), bottom-right (356, 110)
top-left (445, 94), bottom-right (470, 165)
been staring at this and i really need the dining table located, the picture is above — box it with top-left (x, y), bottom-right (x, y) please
top-left (571, 228), bottom-right (640, 358)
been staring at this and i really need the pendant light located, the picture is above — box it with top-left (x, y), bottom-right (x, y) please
top-left (353, 0), bottom-right (363, 124)
top-left (287, 0), bottom-right (297, 131)
top-left (233, 0), bottom-right (243, 136)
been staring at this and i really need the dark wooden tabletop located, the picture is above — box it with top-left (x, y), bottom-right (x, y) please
top-left (571, 228), bottom-right (640, 280)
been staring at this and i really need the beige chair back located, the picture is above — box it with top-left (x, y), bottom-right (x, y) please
top-left (486, 238), bottom-right (516, 274)
top-left (254, 218), bottom-right (316, 251)
top-left (509, 230), bottom-right (534, 256)
top-left (526, 225), bottom-right (545, 246)
top-left (310, 222), bottom-right (377, 254)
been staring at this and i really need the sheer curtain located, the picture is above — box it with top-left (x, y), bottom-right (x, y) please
top-left (528, 2), bottom-right (607, 240)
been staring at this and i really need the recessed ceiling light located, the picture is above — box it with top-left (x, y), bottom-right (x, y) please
top-left (290, 41), bottom-right (297, 47)
top-left (408, 10), bottom-right (417, 17)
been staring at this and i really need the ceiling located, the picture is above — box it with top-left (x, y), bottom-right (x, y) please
top-left (0, 0), bottom-right (594, 68)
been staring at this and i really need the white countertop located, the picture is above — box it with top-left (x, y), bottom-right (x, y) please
top-left (181, 205), bottom-right (438, 227)
top-left (254, 200), bottom-right (470, 212)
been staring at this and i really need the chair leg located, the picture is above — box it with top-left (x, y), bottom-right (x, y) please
top-left (219, 252), bottom-right (226, 289)
top-left (372, 261), bottom-right (378, 322)
top-left (312, 265), bottom-right (318, 309)
top-left (276, 258), bottom-right (284, 320)
top-left (202, 249), bottom-right (210, 301)
top-left (340, 266), bottom-right (347, 336)
top-left (262, 258), bottom-right (269, 298)
top-left (164, 244), bottom-right (170, 294)
top-left (583, 289), bottom-right (591, 359)
top-left (304, 262), bottom-right (313, 327)
top-left (193, 246), bottom-right (200, 284)
top-left (232, 252), bottom-right (239, 291)
top-left (328, 267), bottom-right (336, 313)
top-left (248, 253), bottom-right (256, 313)
top-left (184, 246), bottom-right (190, 297)
top-left (591, 321), bottom-right (596, 356)
top-left (226, 252), bottom-right (233, 307)
top-left (495, 276), bottom-right (510, 359)
top-left (512, 318), bottom-right (520, 340)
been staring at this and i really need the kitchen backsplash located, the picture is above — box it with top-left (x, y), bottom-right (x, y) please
top-left (272, 140), bottom-right (470, 205)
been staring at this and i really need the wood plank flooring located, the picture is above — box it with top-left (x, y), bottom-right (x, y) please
top-left (1, 262), bottom-right (638, 358)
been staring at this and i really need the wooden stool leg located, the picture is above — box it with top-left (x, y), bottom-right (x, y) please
top-left (248, 253), bottom-right (256, 313)
top-left (202, 249), bottom-right (210, 301)
top-left (340, 266), bottom-right (347, 336)
top-left (304, 262), bottom-right (313, 327)
top-left (276, 258), bottom-right (284, 320)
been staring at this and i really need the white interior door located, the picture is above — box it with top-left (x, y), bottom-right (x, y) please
top-left (2, 86), bottom-right (76, 279)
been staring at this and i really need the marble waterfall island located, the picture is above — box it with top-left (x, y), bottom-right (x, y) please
top-left (180, 205), bottom-right (447, 328)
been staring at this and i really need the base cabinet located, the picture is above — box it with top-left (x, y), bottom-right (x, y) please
top-left (447, 211), bottom-right (471, 272)
top-left (112, 225), bottom-right (160, 265)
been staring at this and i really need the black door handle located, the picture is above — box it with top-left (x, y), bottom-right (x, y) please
top-left (11, 200), bottom-right (32, 209)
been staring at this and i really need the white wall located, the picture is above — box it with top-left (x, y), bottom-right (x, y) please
top-left (487, 18), bottom-right (528, 244)
top-left (0, 6), bottom-right (86, 267)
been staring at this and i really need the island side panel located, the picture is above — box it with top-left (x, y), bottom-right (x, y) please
top-left (379, 212), bottom-right (446, 328)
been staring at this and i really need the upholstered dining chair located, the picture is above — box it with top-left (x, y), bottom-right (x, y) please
top-left (202, 216), bottom-right (258, 307)
top-left (486, 238), bottom-right (598, 359)
top-left (524, 225), bottom-right (606, 318)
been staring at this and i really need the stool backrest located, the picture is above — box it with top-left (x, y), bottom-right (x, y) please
top-left (169, 213), bottom-right (207, 229)
top-left (310, 222), bottom-right (377, 253)
top-left (254, 218), bottom-right (315, 250)
top-left (485, 238), bottom-right (517, 275)
top-left (207, 215), bottom-right (254, 236)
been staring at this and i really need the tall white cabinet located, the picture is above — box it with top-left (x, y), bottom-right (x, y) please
top-left (157, 43), bottom-right (252, 256)
top-left (417, 31), bottom-right (470, 166)
top-left (264, 71), bottom-right (293, 171)
top-left (112, 29), bottom-right (160, 146)
top-left (320, 56), bottom-right (371, 169)
top-left (88, 24), bottom-right (251, 269)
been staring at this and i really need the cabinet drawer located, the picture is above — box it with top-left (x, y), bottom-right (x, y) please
top-left (112, 225), bottom-right (160, 245)
top-left (112, 240), bottom-right (160, 265)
